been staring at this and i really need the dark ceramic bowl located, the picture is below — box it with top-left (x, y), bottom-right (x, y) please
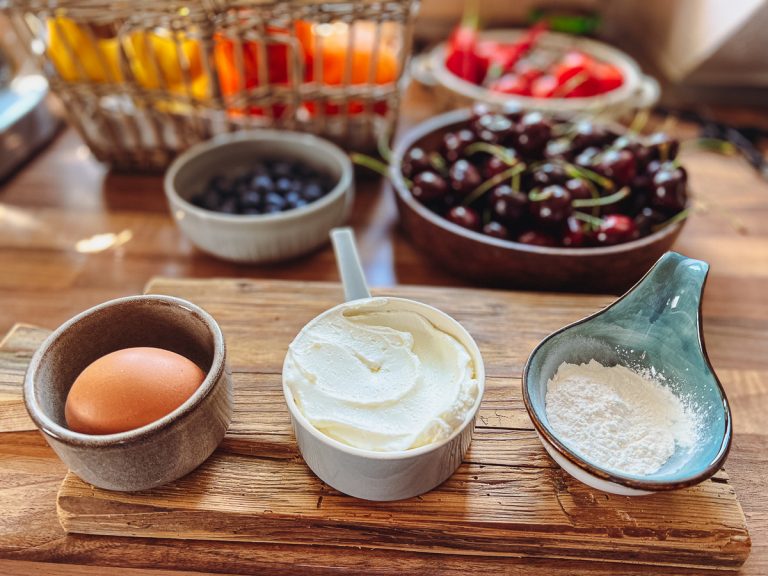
top-left (23, 295), bottom-right (232, 492)
top-left (390, 108), bottom-right (688, 293)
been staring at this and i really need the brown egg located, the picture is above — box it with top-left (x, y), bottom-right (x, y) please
top-left (65, 347), bottom-right (206, 435)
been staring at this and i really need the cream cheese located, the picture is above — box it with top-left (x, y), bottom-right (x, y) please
top-left (283, 298), bottom-right (479, 452)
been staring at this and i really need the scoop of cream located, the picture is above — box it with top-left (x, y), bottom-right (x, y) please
top-left (283, 298), bottom-right (479, 452)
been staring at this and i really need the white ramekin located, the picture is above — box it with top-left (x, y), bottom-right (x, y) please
top-left (282, 296), bottom-right (485, 501)
top-left (164, 130), bottom-right (354, 263)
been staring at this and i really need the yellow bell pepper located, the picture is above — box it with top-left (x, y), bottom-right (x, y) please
top-left (125, 31), bottom-right (207, 99)
top-left (48, 17), bottom-right (121, 83)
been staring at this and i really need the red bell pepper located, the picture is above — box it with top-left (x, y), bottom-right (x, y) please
top-left (483, 22), bottom-right (547, 85)
top-left (444, 3), bottom-right (486, 85)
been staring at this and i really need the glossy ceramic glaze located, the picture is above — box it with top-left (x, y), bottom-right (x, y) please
top-left (165, 130), bottom-right (354, 263)
top-left (523, 252), bottom-right (732, 495)
top-left (24, 295), bottom-right (232, 492)
top-left (282, 229), bottom-right (485, 501)
top-left (390, 108), bottom-right (687, 293)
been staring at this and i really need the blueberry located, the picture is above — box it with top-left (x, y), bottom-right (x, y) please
top-left (264, 192), bottom-right (286, 210)
top-left (241, 191), bottom-right (262, 208)
top-left (276, 177), bottom-right (293, 194)
top-left (251, 175), bottom-right (273, 192)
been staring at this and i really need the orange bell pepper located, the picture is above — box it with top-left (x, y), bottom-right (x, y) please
top-left (296, 20), bottom-right (398, 116)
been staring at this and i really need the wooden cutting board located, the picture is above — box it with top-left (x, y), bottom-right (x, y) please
top-left (53, 279), bottom-right (750, 570)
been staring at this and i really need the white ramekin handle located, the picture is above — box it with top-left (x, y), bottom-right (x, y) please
top-left (330, 227), bottom-right (371, 302)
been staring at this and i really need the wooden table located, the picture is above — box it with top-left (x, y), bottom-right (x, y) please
top-left (0, 82), bottom-right (766, 575)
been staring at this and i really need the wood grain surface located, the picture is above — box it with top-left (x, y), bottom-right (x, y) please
top-left (0, 78), bottom-right (767, 575)
top-left (5, 279), bottom-right (739, 570)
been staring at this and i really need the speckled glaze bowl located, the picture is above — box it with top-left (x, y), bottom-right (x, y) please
top-left (24, 295), bottom-right (232, 492)
top-left (523, 252), bottom-right (732, 495)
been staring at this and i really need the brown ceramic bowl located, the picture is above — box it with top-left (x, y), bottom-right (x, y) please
top-left (390, 109), bottom-right (688, 293)
top-left (23, 295), bottom-right (232, 492)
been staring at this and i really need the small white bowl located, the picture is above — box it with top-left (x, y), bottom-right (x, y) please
top-left (282, 296), bottom-right (485, 501)
top-left (424, 29), bottom-right (659, 117)
top-left (164, 130), bottom-right (354, 263)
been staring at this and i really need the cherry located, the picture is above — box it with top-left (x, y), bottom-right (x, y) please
top-left (651, 167), bottom-right (687, 211)
top-left (645, 159), bottom-right (667, 176)
top-left (470, 102), bottom-right (492, 122)
top-left (514, 112), bottom-right (552, 156)
top-left (411, 171), bottom-right (448, 203)
top-left (449, 159), bottom-right (482, 197)
top-left (571, 121), bottom-right (612, 152)
top-left (646, 132), bottom-right (680, 162)
top-left (545, 137), bottom-right (574, 161)
top-left (564, 178), bottom-right (593, 201)
top-left (575, 146), bottom-right (600, 168)
top-left (483, 153), bottom-right (517, 179)
top-left (490, 185), bottom-right (528, 224)
top-left (529, 185), bottom-right (572, 226)
top-left (595, 214), bottom-right (638, 245)
top-left (634, 206), bottom-right (668, 236)
top-left (532, 163), bottom-right (568, 188)
top-left (613, 135), bottom-right (651, 171)
top-left (593, 149), bottom-right (637, 187)
top-left (563, 216), bottom-right (589, 247)
top-left (442, 129), bottom-right (476, 163)
top-left (501, 101), bottom-right (524, 122)
top-left (517, 230), bottom-right (558, 247)
top-left (483, 221), bottom-right (510, 239)
top-left (402, 147), bottom-right (431, 178)
top-left (474, 113), bottom-right (514, 144)
top-left (447, 206), bottom-right (481, 231)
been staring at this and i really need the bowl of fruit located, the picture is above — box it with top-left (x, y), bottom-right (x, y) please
top-left (165, 130), bottom-right (353, 263)
top-left (389, 106), bottom-right (689, 293)
top-left (427, 24), bottom-right (659, 118)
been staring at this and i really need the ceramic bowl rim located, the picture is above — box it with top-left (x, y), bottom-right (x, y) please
top-left (521, 256), bottom-right (733, 490)
top-left (164, 129), bottom-right (354, 224)
top-left (390, 108), bottom-right (687, 257)
top-left (23, 294), bottom-right (227, 448)
top-left (428, 28), bottom-right (645, 109)
top-left (282, 296), bottom-right (486, 461)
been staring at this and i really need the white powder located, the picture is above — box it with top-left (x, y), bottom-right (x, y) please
top-left (545, 359), bottom-right (698, 476)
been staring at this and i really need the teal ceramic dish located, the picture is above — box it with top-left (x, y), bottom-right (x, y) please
top-left (523, 251), bottom-right (732, 495)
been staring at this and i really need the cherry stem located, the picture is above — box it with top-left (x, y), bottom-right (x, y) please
top-left (683, 138), bottom-right (739, 156)
top-left (464, 142), bottom-right (518, 164)
top-left (462, 165), bottom-right (525, 206)
top-left (572, 186), bottom-right (630, 208)
top-left (377, 129), bottom-right (393, 164)
top-left (652, 208), bottom-right (690, 232)
top-left (628, 108), bottom-right (650, 135)
top-left (564, 163), bottom-right (614, 190)
top-left (573, 210), bottom-right (605, 228)
top-left (351, 153), bottom-right (409, 186)
top-left (429, 152), bottom-right (448, 175)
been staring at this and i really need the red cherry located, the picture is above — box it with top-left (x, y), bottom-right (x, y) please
top-left (563, 216), bottom-right (589, 247)
top-left (447, 206), bottom-right (481, 231)
top-left (483, 221), bottom-right (510, 239)
top-left (595, 214), bottom-right (638, 245)
top-left (517, 230), bottom-right (558, 247)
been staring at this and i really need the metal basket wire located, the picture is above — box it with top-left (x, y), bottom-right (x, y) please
top-left (2, 0), bottom-right (419, 170)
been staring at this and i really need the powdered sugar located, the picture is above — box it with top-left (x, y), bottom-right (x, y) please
top-left (545, 359), bottom-right (699, 476)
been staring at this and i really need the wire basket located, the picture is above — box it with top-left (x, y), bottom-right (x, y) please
top-left (2, 0), bottom-right (419, 170)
